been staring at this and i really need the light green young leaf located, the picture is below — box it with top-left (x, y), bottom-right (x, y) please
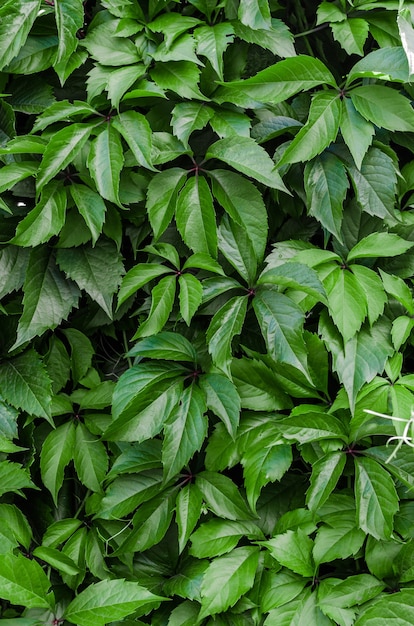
top-left (0, 552), bottom-right (53, 610)
top-left (162, 383), bottom-right (208, 482)
top-left (253, 290), bottom-right (309, 379)
top-left (304, 152), bottom-right (349, 239)
top-left (199, 547), bottom-right (260, 619)
top-left (88, 123), bottom-right (124, 206)
top-left (112, 110), bottom-right (155, 171)
top-left (56, 240), bottom-right (124, 318)
top-left (171, 102), bottom-right (214, 147)
top-left (195, 23), bottom-right (234, 80)
top-left (0, 0), bottom-right (41, 71)
top-left (73, 422), bottom-right (108, 493)
top-left (11, 181), bottom-right (67, 246)
top-left (331, 18), bottom-right (369, 56)
top-left (263, 529), bottom-right (314, 577)
top-left (175, 175), bottom-right (217, 257)
top-left (40, 421), bottom-right (76, 505)
top-left (54, 0), bottom-right (84, 65)
top-left (348, 233), bottom-right (413, 261)
top-left (214, 55), bottom-right (336, 108)
top-left (176, 483), bottom-right (204, 553)
top-left (70, 183), bottom-right (106, 244)
top-left (133, 274), bottom-right (176, 339)
top-left (196, 471), bottom-right (254, 520)
top-left (210, 169), bottom-right (268, 263)
top-left (340, 98), bottom-right (375, 170)
top-left (347, 46), bottom-right (409, 85)
top-left (117, 263), bottom-right (173, 308)
top-left (64, 579), bottom-right (166, 626)
top-left (278, 91), bottom-right (341, 167)
top-left (147, 168), bottom-right (187, 240)
top-left (306, 452), bottom-right (346, 511)
top-left (179, 273), bottom-right (203, 325)
top-left (323, 266), bottom-right (367, 342)
top-left (150, 61), bottom-right (204, 100)
top-left (36, 122), bottom-right (96, 192)
top-left (351, 85), bottom-right (414, 132)
top-left (199, 373), bottom-right (241, 438)
top-left (355, 456), bottom-right (399, 540)
top-left (206, 136), bottom-right (288, 192)
top-left (347, 147), bottom-right (397, 219)
top-left (206, 296), bottom-right (248, 376)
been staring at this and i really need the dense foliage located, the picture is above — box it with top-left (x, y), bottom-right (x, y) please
top-left (2, 0), bottom-right (414, 624)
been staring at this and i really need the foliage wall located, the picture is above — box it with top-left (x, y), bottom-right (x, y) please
top-left (2, 0), bottom-right (414, 624)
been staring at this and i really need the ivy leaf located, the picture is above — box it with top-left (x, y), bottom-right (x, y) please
top-left (354, 456), bottom-right (399, 540)
top-left (179, 273), bottom-right (203, 325)
top-left (323, 266), bottom-right (368, 342)
top-left (171, 102), bottom-right (214, 147)
top-left (56, 240), bottom-right (124, 318)
top-left (175, 175), bottom-right (217, 257)
top-left (262, 529), bottom-right (314, 577)
top-left (40, 421), bottom-right (76, 505)
top-left (0, 350), bottom-right (52, 419)
top-left (133, 274), bottom-right (176, 339)
top-left (278, 92), bottom-right (341, 167)
top-left (340, 98), bottom-right (374, 169)
top-left (69, 183), bottom-right (106, 244)
top-left (242, 440), bottom-right (292, 511)
top-left (128, 331), bottom-right (197, 363)
top-left (355, 589), bottom-right (414, 626)
top-left (206, 136), bottom-right (288, 192)
top-left (306, 452), bottom-right (346, 511)
top-left (199, 373), bottom-right (240, 438)
top-left (347, 147), bottom-right (397, 219)
top-left (162, 383), bottom-right (208, 482)
top-left (331, 18), bottom-right (369, 56)
top-left (196, 471), bottom-right (255, 520)
top-left (112, 110), bottom-right (155, 171)
top-left (73, 423), bottom-right (108, 493)
top-left (88, 123), bottom-right (124, 206)
top-left (11, 181), bottom-right (67, 247)
top-left (0, 0), bottom-right (41, 72)
top-left (36, 122), bottom-right (96, 192)
top-left (176, 483), bottom-right (204, 554)
top-left (206, 296), bottom-right (248, 377)
top-left (195, 23), bottom-right (234, 80)
top-left (347, 233), bottom-right (413, 261)
top-left (0, 460), bottom-right (37, 497)
top-left (304, 152), bottom-right (349, 240)
top-left (117, 264), bottom-right (173, 309)
top-left (13, 248), bottom-right (79, 349)
top-left (54, 0), bottom-right (84, 66)
top-left (0, 552), bottom-right (53, 610)
top-left (253, 290), bottom-right (309, 379)
top-left (147, 168), bottom-right (187, 240)
top-left (64, 579), bottom-right (166, 626)
top-left (351, 85), bottom-right (414, 132)
top-left (199, 546), bottom-right (260, 619)
top-left (94, 471), bottom-right (164, 519)
top-left (150, 61), bottom-right (204, 99)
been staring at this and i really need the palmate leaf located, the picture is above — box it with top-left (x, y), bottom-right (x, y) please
top-left (93, 470), bottom-right (164, 519)
top-left (262, 529), bottom-right (314, 577)
top-left (346, 46), bottom-right (410, 85)
top-left (150, 61), bottom-right (204, 99)
top-left (127, 331), bottom-right (197, 363)
top-left (199, 373), bottom-right (241, 438)
top-left (306, 452), bottom-right (346, 511)
top-left (12, 248), bottom-right (80, 350)
top-left (112, 110), bottom-right (155, 171)
top-left (238, 0), bottom-right (271, 30)
top-left (0, 0), bottom-right (41, 72)
top-left (73, 423), bottom-right (108, 493)
top-left (179, 274), bottom-right (203, 325)
top-left (347, 232), bottom-right (413, 261)
top-left (0, 553), bottom-right (53, 610)
top-left (218, 213), bottom-right (258, 283)
top-left (196, 471), bottom-right (254, 520)
top-left (233, 18), bottom-right (296, 58)
top-left (54, 0), bottom-right (84, 66)
top-left (190, 519), bottom-right (262, 558)
top-left (199, 546), bottom-right (260, 619)
top-left (0, 350), bottom-right (52, 419)
top-left (242, 440), bottom-right (292, 511)
top-left (171, 101), bottom-right (214, 147)
top-left (64, 579), bottom-right (166, 626)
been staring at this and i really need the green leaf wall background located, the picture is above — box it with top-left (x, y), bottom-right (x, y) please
top-left (1, 0), bottom-right (414, 624)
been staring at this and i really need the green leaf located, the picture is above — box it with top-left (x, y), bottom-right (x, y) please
top-left (0, 350), bottom-right (52, 419)
top-left (340, 98), bottom-right (374, 169)
top-left (351, 85), bottom-right (414, 132)
top-left (261, 570), bottom-right (308, 613)
top-left (0, 0), bottom-right (41, 72)
top-left (179, 273), bottom-right (203, 325)
top-left (278, 92), bottom-right (341, 167)
top-left (88, 124), bottom-right (124, 206)
top-left (355, 589), bottom-right (414, 625)
top-left (206, 136), bottom-right (288, 192)
top-left (42, 518), bottom-right (82, 549)
top-left (11, 181), bottom-right (67, 246)
top-left (304, 152), bottom-right (349, 239)
top-left (32, 546), bottom-right (81, 577)
top-left (94, 470), bottom-right (164, 519)
top-left (31, 99), bottom-right (97, 132)
top-left (331, 18), bottom-right (369, 56)
top-left (112, 110), bottom-right (155, 171)
top-left (317, 1), bottom-right (346, 24)
top-left (190, 519), bottom-right (261, 558)
top-left (258, 262), bottom-right (327, 304)
top-left (277, 409), bottom-right (347, 444)
top-left (150, 61), bottom-right (204, 100)
top-left (199, 373), bottom-right (240, 439)
top-left (195, 23), bottom-right (234, 80)
top-left (164, 559), bottom-right (209, 603)
top-left (210, 169), bottom-right (268, 263)
top-left (128, 331), bottom-right (197, 363)
top-left (323, 266), bottom-right (367, 342)
top-left (215, 55), bottom-right (336, 108)
top-left (0, 161), bottom-right (38, 194)
top-left (117, 263), bottom-right (173, 308)
top-left (73, 422), bottom-right (108, 493)
top-left (242, 440), bottom-right (292, 511)
top-left (253, 290), bottom-right (309, 378)
top-left (56, 240), bottom-right (124, 318)
top-left (64, 579), bottom-right (165, 626)
top-left (147, 168), bottom-right (187, 240)
top-left (0, 460), bottom-right (37, 497)
top-left (54, 0), bottom-right (84, 65)
top-left (0, 246), bottom-right (29, 299)
top-left (69, 183), bottom-right (106, 245)
top-left (0, 553), bottom-right (52, 610)
top-left (40, 421), bottom-right (76, 505)
top-left (231, 358), bottom-right (292, 411)
top-left (171, 102), bottom-right (214, 147)
top-left (313, 520), bottom-right (365, 565)
top-left (199, 546), bottom-right (260, 619)
top-left (318, 574), bottom-right (385, 611)
top-left (233, 18), bottom-right (296, 58)
top-left (210, 108), bottom-right (251, 138)
top-left (306, 452), bottom-right (346, 511)
top-left (12, 248), bottom-right (80, 350)
top-left (398, 9), bottom-right (414, 79)
top-left (82, 21), bottom-right (139, 65)
top-left (347, 147), bottom-right (397, 219)
top-left (133, 274), bottom-right (176, 339)
top-left (347, 46), bottom-right (410, 85)
top-left (176, 483), bottom-right (203, 553)
top-left (36, 122), bottom-right (96, 192)
top-left (218, 213), bottom-right (258, 283)
top-left (196, 471), bottom-right (254, 520)
top-left (147, 13), bottom-right (201, 47)
top-left (162, 383), bottom-right (207, 481)
top-left (262, 529), bottom-right (314, 577)
top-left (206, 296), bottom-right (248, 377)
top-left (347, 233), bottom-right (413, 261)
top-left (380, 269), bottom-right (414, 314)
top-left (5, 35), bottom-right (58, 75)
top-left (238, 0), bottom-right (271, 30)
top-left (355, 456), bottom-right (399, 540)
top-left (265, 589), bottom-right (331, 626)
top-left (175, 175), bottom-right (217, 257)
top-left (350, 266), bottom-right (386, 326)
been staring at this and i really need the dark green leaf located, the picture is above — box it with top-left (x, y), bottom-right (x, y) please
top-left (133, 274), bottom-right (176, 339)
top-left (0, 350), bottom-right (52, 419)
top-left (175, 175), bottom-right (217, 257)
top-left (179, 273), bottom-right (203, 325)
top-left (351, 85), bottom-right (414, 131)
top-left (88, 124), bottom-right (124, 206)
top-left (262, 529), bottom-right (314, 577)
top-left (199, 373), bottom-right (241, 438)
top-left (40, 421), bottom-right (76, 505)
top-left (54, 0), bottom-right (84, 66)
top-left (196, 471), bottom-right (254, 520)
top-left (70, 183), bottom-right (107, 244)
top-left (206, 296), bottom-right (248, 376)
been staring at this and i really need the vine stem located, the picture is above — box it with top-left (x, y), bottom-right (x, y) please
top-left (294, 23), bottom-right (330, 39)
